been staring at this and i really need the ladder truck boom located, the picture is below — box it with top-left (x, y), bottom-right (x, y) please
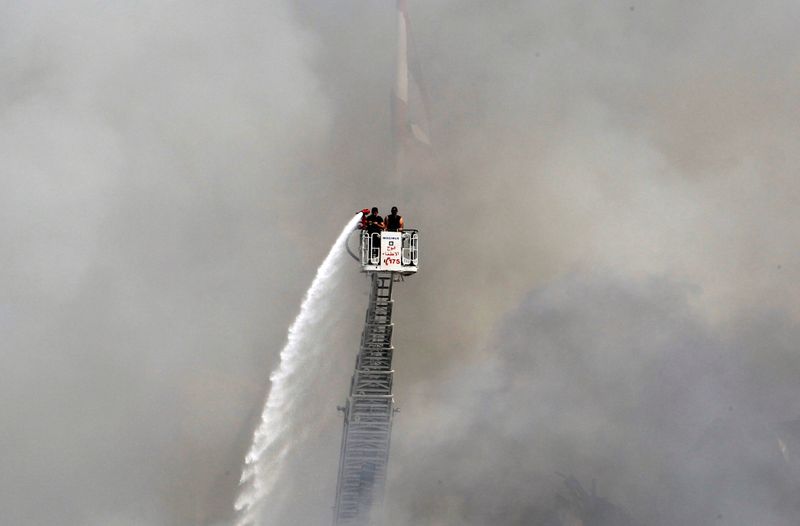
top-left (333, 229), bottom-right (418, 526)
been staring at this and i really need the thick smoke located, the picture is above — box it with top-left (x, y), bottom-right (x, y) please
top-left (3, 0), bottom-right (800, 525)
top-left (292, 1), bottom-right (800, 524)
top-left (0, 1), bottom-right (336, 524)
top-left (387, 273), bottom-right (800, 525)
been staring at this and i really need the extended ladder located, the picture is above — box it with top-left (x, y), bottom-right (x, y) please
top-left (333, 272), bottom-right (397, 526)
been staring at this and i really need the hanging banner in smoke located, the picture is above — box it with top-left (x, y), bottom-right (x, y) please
top-left (393, 0), bottom-right (431, 149)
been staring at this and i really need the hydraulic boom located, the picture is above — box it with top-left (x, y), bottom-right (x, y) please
top-left (332, 231), bottom-right (418, 526)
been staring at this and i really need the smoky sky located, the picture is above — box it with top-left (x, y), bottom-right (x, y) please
top-left (1, 1), bottom-right (332, 524)
top-left (387, 273), bottom-right (800, 526)
top-left (2, 1), bottom-right (800, 525)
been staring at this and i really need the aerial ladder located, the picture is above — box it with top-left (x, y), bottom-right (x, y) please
top-left (333, 229), bottom-right (419, 526)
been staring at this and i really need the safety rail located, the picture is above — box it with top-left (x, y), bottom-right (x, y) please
top-left (359, 229), bottom-right (418, 273)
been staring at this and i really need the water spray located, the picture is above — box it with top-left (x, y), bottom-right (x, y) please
top-left (234, 213), bottom-right (362, 526)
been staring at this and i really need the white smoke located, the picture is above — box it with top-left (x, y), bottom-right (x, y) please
top-left (235, 213), bottom-right (362, 526)
top-left (1, 2), bottom-right (336, 524)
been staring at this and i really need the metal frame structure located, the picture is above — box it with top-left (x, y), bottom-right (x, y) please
top-left (360, 230), bottom-right (418, 273)
top-left (332, 231), bottom-right (418, 526)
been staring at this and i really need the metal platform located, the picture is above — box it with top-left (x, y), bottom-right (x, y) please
top-left (360, 230), bottom-right (418, 274)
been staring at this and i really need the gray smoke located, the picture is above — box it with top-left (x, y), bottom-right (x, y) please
top-left (1, 1), bottom-right (335, 524)
top-left (3, 0), bottom-right (800, 525)
top-left (286, 0), bottom-right (800, 524)
top-left (387, 273), bottom-right (800, 525)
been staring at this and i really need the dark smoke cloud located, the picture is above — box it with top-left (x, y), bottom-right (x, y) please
top-left (387, 273), bottom-right (800, 525)
top-left (3, 0), bottom-right (800, 524)
top-left (290, 1), bottom-right (800, 524)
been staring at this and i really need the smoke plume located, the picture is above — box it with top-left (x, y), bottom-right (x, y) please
top-left (3, 1), bottom-right (800, 525)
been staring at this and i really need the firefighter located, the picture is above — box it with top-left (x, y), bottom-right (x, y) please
top-left (365, 207), bottom-right (384, 262)
top-left (385, 206), bottom-right (404, 232)
top-left (365, 207), bottom-right (384, 233)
